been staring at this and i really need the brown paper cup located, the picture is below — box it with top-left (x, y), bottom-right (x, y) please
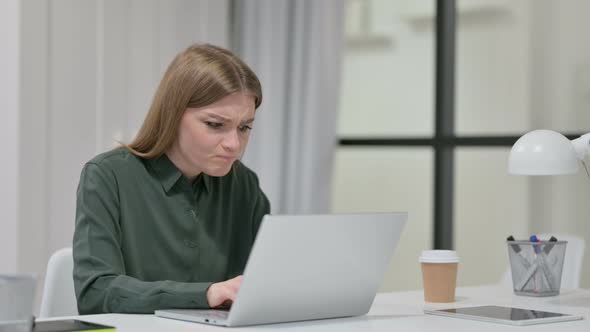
top-left (421, 262), bottom-right (458, 303)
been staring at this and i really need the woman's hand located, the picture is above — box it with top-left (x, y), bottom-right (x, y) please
top-left (206, 275), bottom-right (243, 308)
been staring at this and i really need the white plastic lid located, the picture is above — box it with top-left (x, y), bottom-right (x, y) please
top-left (419, 250), bottom-right (460, 263)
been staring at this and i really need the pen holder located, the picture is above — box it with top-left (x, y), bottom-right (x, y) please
top-left (506, 240), bottom-right (567, 297)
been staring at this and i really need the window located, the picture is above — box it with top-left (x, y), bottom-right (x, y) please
top-left (332, 0), bottom-right (590, 291)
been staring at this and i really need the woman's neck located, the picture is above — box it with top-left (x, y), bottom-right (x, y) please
top-left (165, 145), bottom-right (201, 182)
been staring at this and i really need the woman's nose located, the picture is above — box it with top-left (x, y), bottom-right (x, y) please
top-left (222, 130), bottom-right (240, 151)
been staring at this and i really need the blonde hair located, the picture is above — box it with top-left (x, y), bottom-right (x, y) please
top-left (123, 44), bottom-right (262, 159)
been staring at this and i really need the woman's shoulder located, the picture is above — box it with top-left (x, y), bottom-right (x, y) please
top-left (229, 161), bottom-right (261, 186)
top-left (227, 161), bottom-right (269, 210)
top-left (209, 161), bottom-right (262, 195)
top-left (85, 147), bottom-right (144, 171)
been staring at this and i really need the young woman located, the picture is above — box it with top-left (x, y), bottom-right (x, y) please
top-left (73, 44), bottom-right (270, 314)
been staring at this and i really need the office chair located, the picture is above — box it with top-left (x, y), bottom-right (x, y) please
top-left (500, 233), bottom-right (586, 289)
top-left (39, 247), bottom-right (78, 317)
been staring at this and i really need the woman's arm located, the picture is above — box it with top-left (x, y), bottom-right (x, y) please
top-left (73, 162), bottom-right (212, 314)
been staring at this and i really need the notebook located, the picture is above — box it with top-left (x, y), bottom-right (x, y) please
top-left (32, 320), bottom-right (114, 332)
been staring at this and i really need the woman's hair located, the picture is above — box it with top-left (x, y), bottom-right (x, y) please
top-left (123, 43), bottom-right (262, 159)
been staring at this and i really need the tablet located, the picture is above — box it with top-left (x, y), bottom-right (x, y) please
top-left (424, 305), bottom-right (583, 326)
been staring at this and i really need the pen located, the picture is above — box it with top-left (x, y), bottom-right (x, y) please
top-left (506, 235), bottom-right (531, 269)
top-left (506, 235), bottom-right (520, 252)
top-left (531, 235), bottom-right (543, 292)
top-left (543, 236), bottom-right (558, 255)
top-left (540, 236), bottom-right (559, 290)
top-left (507, 235), bottom-right (533, 291)
top-left (530, 235), bottom-right (541, 253)
top-left (537, 251), bottom-right (555, 291)
top-left (516, 261), bottom-right (538, 291)
top-left (507, 235), bottom-right (531, 270)
top-left (533, 235), bottom-right (558, 292)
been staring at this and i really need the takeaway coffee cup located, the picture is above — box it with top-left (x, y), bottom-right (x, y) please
top-left (419, 250), bottom-right (459, 303)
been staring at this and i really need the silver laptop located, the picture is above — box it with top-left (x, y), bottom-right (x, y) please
top-left (0, 274), bottom-right (36, 332)
top-left (155, 212), bottom-right (407, 327)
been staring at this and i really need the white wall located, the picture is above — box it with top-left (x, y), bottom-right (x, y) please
top-left (455, 149), bottom-right (530, 286)
top-left (338, 0), bottom-right (434, 137)
top-left (336, 0), bottom-right (437, 287)
top-left (455, 0), bottom-right (532, 135)
top-left (331, 148), bottom-right (433, 292)
top-left (454, 0), bottom-right (533, 286)
top-left (19, 0), bottom-right (50, 278)
top-left (12, 0), bottom-right (229, 311)
top-left (0, 0), bottom-right (20, 274)
top-left (5, 0), bottom-right (590, 301)
top-left (528, 0), bottom-right (590, 287)
top-left (335, 0), bottom-right (535, 290)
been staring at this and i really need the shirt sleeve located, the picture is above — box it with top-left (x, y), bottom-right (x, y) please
top-left (73, 162), bottom-right (212, 314)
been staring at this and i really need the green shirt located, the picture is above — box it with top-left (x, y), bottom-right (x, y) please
top-left (73, 148), bottom-right (270, 314)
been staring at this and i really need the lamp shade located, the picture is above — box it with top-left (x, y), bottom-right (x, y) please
top-left (508, 129), bottom-right (580, 175)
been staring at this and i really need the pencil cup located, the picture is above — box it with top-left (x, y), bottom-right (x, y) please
top-left (419, 250), bottom-right (459, 303)
top-left (507, 240), bottom-right (567, 297)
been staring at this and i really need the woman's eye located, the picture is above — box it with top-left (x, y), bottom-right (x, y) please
top-left (205, 121), bottom-right (223, 129)
top-left (239, 125), bottom-right (253, 132)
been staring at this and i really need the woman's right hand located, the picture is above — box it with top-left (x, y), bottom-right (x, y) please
top-left (206, 275), bottom-right (243, 308)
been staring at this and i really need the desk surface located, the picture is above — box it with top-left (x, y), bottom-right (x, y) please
top-left (47, 285), bottom-right (590, 331)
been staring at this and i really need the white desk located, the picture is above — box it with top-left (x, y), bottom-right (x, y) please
top-left (47, 285), bottom-right (590, 331)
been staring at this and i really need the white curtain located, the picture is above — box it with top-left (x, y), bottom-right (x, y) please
top-left (233, 0), bottom-right (345, 214)
top-left (16, 0), bottom-right (230, 312)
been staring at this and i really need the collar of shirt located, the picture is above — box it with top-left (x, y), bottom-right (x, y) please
top-left (147, 154), bottom-right (211, 194)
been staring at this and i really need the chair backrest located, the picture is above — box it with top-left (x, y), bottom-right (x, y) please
top-left (39, 247), bottom-right (78, 318)
top-left (500, 233), bottom-right (586, 289)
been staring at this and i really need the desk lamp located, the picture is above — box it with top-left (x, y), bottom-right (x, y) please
top-left (508, 129), bottom-right (590, 176)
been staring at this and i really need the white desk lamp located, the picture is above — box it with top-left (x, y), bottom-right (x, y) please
top-left (508, 129), bottom-right (590, 176)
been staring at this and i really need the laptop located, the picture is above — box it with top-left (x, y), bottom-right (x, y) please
top-left (0, 274), bottom-right (36, 332)
top-left (155, 212), bottom-right (408, 327)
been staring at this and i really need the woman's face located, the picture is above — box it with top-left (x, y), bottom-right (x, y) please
top-left (169, 93), bottom-right (256, 178)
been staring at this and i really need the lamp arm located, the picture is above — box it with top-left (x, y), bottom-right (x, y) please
top-left (572, 133), bottom-right (590, 160)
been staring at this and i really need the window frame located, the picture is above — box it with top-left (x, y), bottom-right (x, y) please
top-left (337, 0), bottom-right (584, 249)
